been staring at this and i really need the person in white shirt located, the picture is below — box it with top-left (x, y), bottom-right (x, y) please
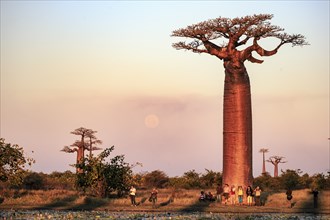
top-left (129, 186), bottom-right (137, 206)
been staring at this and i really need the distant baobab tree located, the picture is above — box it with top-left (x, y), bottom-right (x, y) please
top-left (61, 127), bottom-right (102, 173)
top-left (172, 14), bottom-right (307, 188)
top-left (267, 156), bottom-right (287, 177)
top-left (85, 130), bottom-right (103, 159)
top-left (259, 148), bottom-right (269, 175)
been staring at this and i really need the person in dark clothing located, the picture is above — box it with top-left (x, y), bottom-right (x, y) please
top-left (246, 185), bottom-right (254, 206)
top-left (312, 189), bottom-right (319, 208)
top-left (150, 188), bottom-right (158, 208)
top-left (216, 183), bottom-right (223, 203)
top-left (207, 191), bottom-right (216, 202)
top-left (254, 186), bottom-right (262, 206)
top-left (286, 189), bottom-right (293, 208)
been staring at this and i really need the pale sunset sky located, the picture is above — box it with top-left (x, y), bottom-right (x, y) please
top-left (1, 1), bottom-right (329, 177)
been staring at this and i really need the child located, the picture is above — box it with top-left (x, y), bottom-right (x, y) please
top-left (254, 186), bottom-right (262, 206)
top-left (237, 186), bottom-right (244, 205)
top-left (230, 185), bottom-right (236, 205)
top-left (246, 185), bottom-right (253, 206)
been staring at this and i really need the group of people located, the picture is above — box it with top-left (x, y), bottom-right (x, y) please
top-left (203, 184), bottom-right (263, 206)
top-left (129, 186), bottom-right (158, 208)
top-left (199, 191), bottom-right (216, 202)
top-left (130, 185), bottom-right (319, 209)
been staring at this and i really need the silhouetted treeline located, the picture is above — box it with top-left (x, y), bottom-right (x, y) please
top-left (1, 169), bottom-right (329, 193)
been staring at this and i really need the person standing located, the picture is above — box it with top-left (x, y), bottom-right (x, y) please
top-left (149, 188), bottom-right (158, 208)
top-left (230, 185), bottom-right (236, 205)
top-left (254, 186), bottom-right (262, 206)
top-left (216, 184), bottom-right (223, 203)
top-left (246, 185), bottom-right (254, 206)
top-left (129, 186), bottom-right (137, 206)
top-left (223, 184), bottom-right (230, 205)
top-left (286, 189), bottom-right (293, 208)
top-left (237, 186), bottom-right (244, 205)
top-left (312, 189), bottom-right (319, 208)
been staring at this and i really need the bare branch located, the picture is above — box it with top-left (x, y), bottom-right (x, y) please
top-left (172, 41), bottom-right (208, 54)
top-left (275, 33), bottom-right (309, 47)
top-left (246, 54), bottom-right (264, 64)
top-left (267, 156), bottom-right (287, 165)
top-left (89, 146), bottom-right (102, 151)
top-left (241, 31), bottom-right (308, 63)
top-left (236, 35), bottom-right (250, 47)
top-left (61, 146), bottom-right (77, 153)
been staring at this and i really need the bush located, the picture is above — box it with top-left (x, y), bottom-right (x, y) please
top-left (45, 171), bottom-right (76, 190)
top-left (143, 170), bottom-right (169, 188)
top-left (23, 172), bottom-right (44, 190)
top-left (200, 169), bottom-right (222, 188)
top-left (182, 170), bottom-right (201, 189)
top-left (254, 174), bottom-right (281, 191)
top-left (280, 169), bottom-right (301, 189)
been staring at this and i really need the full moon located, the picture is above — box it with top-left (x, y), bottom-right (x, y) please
top-left (144, 114), bottom-right (159, 128)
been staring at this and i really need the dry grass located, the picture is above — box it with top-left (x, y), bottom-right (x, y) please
top-left (0, 188), bottom-right (329, 214)
top-left (265, 189), bottom-right (330, 210)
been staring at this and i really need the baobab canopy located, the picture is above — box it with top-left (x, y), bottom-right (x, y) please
top-left (171, 14), bottom-right (308, 65)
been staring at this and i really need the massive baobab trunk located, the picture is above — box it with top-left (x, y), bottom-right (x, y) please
top-left (223, 62), bottom-right (253, 187)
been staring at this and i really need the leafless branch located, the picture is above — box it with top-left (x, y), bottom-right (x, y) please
top-left (61, 146), bottom-right (77, 153)
top-left (266, 156), bottom-right (287, 165)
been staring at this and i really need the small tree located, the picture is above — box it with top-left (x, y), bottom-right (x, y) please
top-left (143, 170), bottom-right (169, 188)
top-left (182, 170), bottom-right (201, 189)
top-left (310, 173), bottom-right (328, 190)
top-left (200, 169), bottom-right (222, 188)
top-left (280, 169), bottom-right (301, 190)
top-left (0, 138), bottom-right (34, 186)
top-left (76, 146), bottom-right (133, 197)
top-left (85, 129), bottom-right (102, 159)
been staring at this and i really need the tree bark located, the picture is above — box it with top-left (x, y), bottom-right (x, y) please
top-left (262, 152), bottom-right (266, 175)
top-left (76, 135), bottom-right (85, 174)
top-left (76, 146), bottom-right (84, 173)
top-left (274, 164), bottom-right (279, 177)
top-left (222, 61), bottom-right (253, 188)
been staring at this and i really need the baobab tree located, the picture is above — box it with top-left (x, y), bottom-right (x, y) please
top-left (61, 127), bottom-right (101, 173)
top-left (85, 130), bottom-right (103, 159)
top-left (259, 148), bottom-right (269, 175)
top-left (267, 156), bottom-right (287, 177)
top-left (171, 14), bottom-right (307, 188)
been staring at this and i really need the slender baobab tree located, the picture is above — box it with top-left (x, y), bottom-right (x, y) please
top-left (172, 14), bottom-right (307, 188)
top-left (259, 148), bottom-right (269, 175)
top-left (267, 156), bottom-right (287, 177)
top-left (85, 130), bottom-right (103, 159)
